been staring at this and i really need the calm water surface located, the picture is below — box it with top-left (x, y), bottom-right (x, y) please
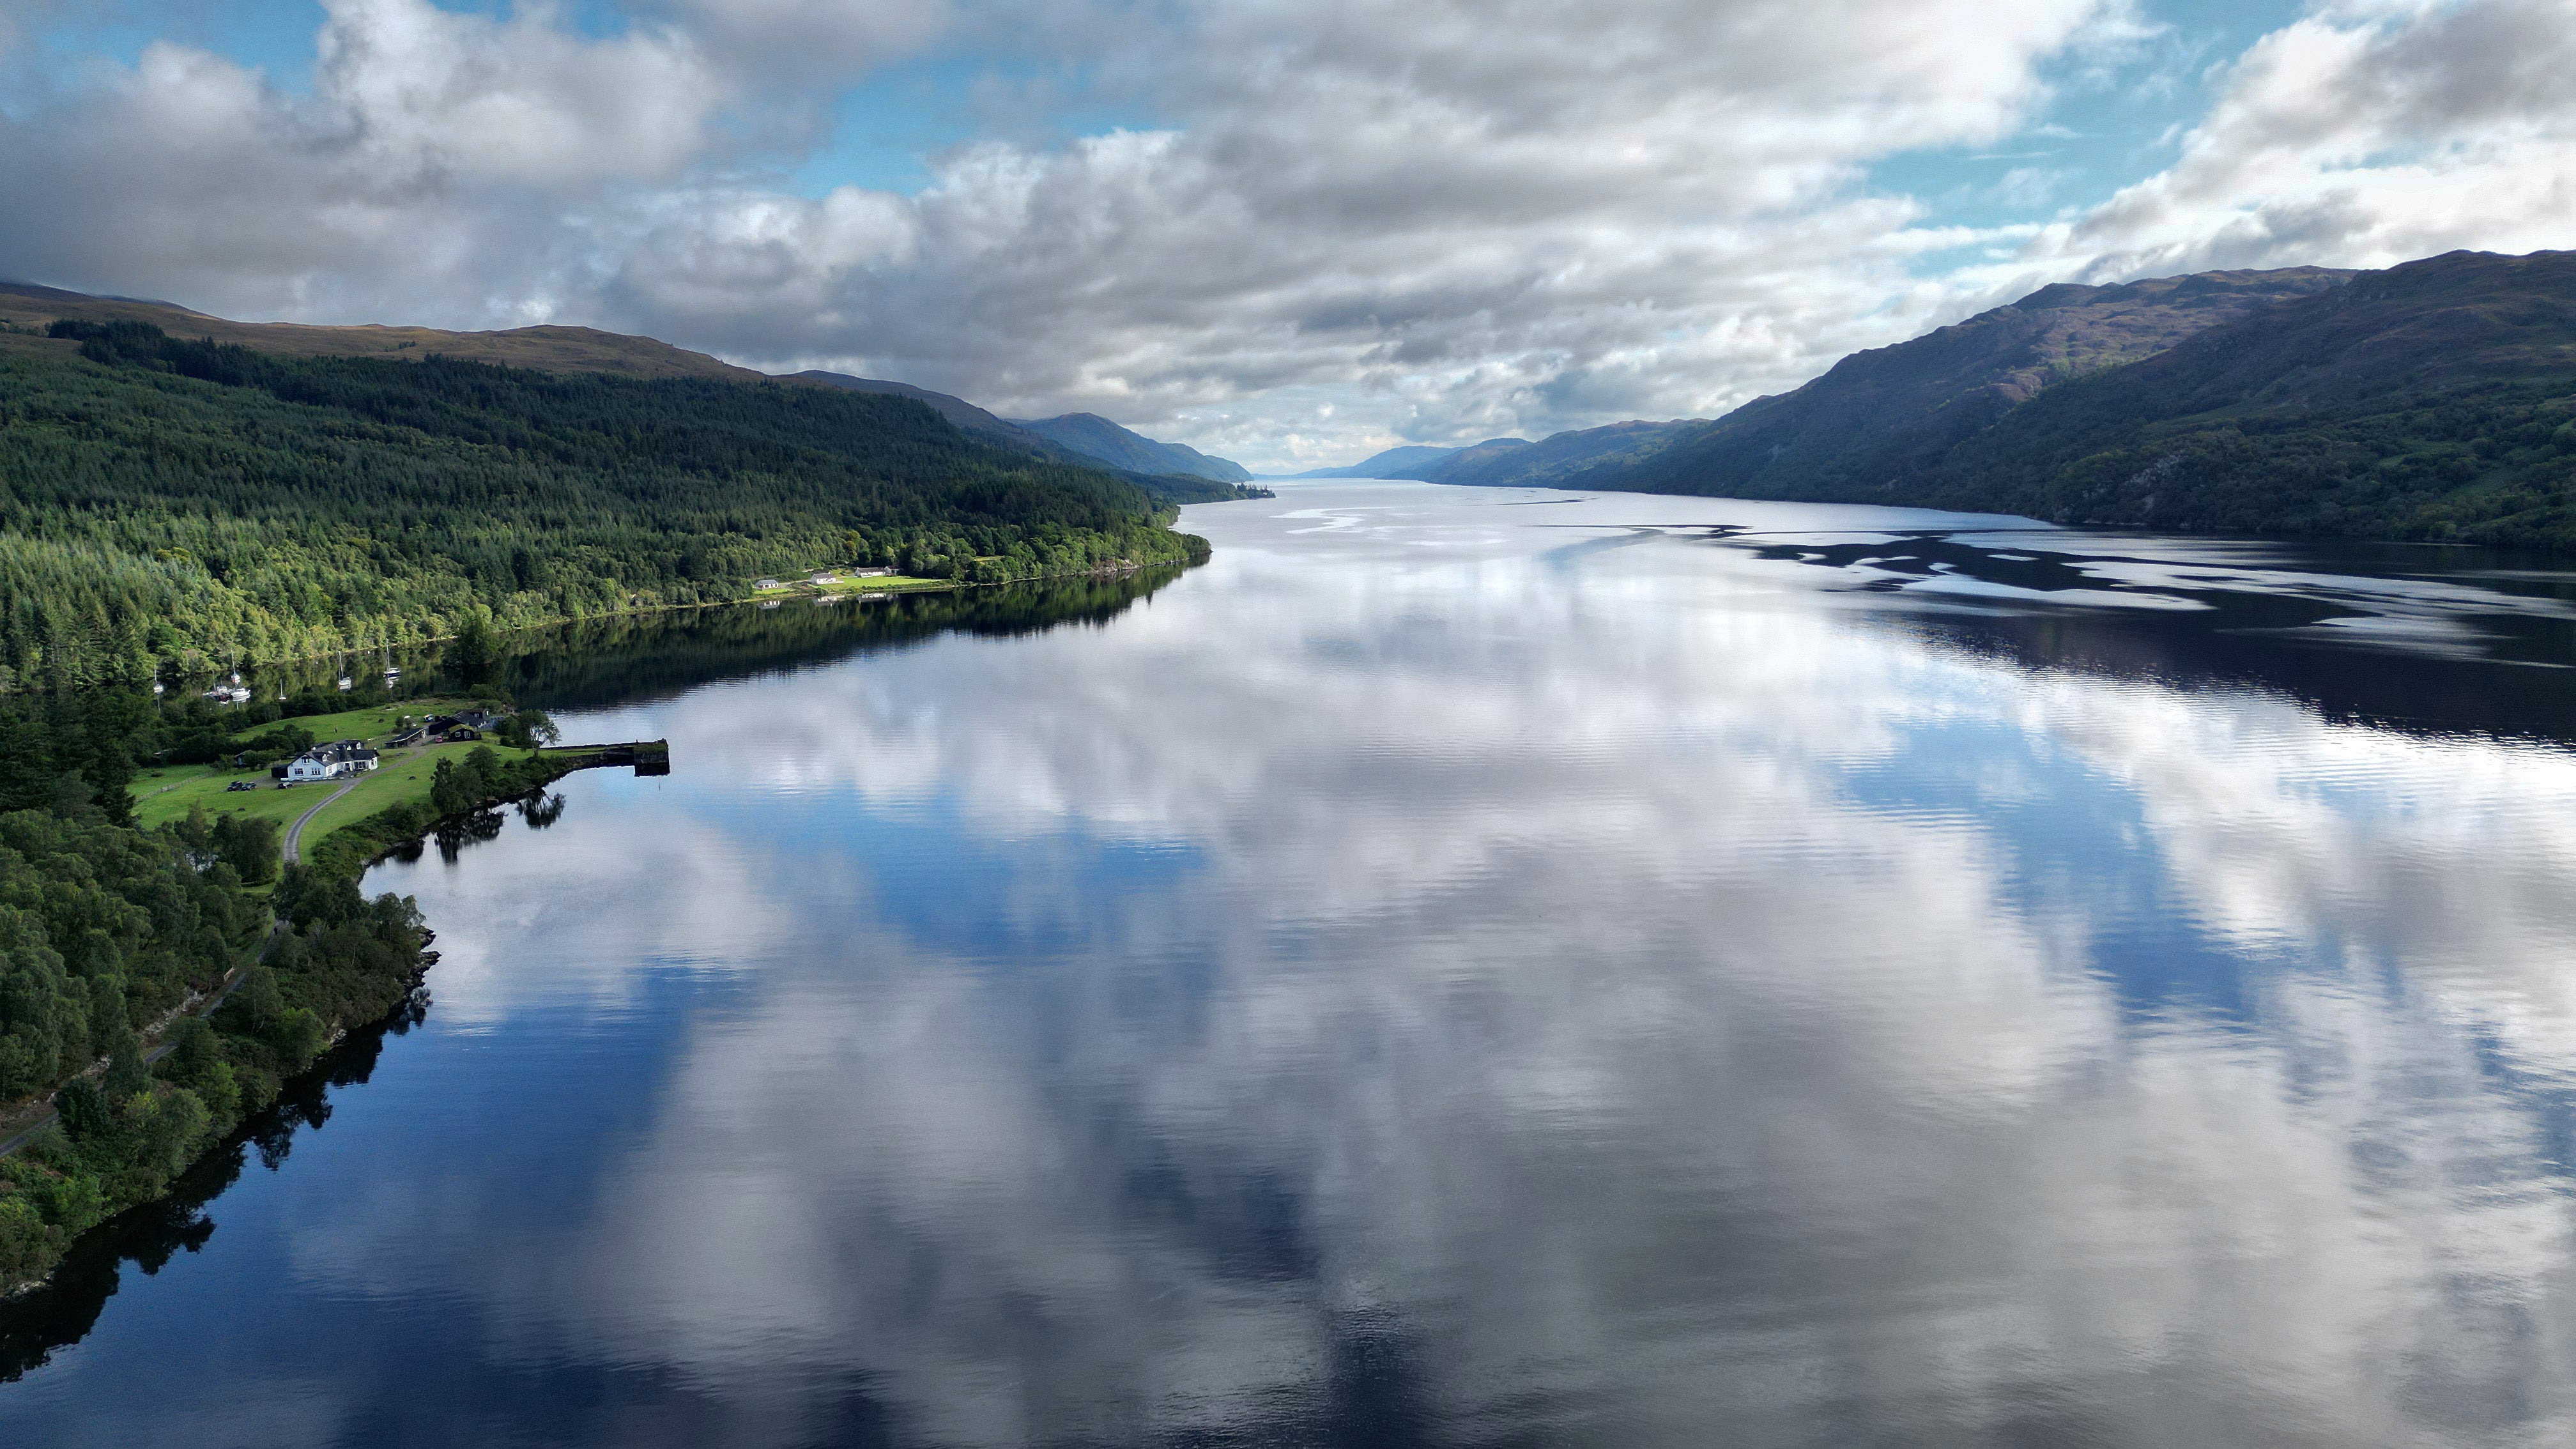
top-left (9, 481), bottom-right (2576, 1446)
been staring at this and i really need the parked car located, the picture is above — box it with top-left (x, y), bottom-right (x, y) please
top-left (226, 779), bottom-right (257, 792)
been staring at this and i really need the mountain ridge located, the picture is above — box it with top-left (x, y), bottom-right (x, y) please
top-left (0, 284), bottom-right (1262, 502)
top-left (1009, 412), bottom-right (1255, 484)
top-left (1415, 422), bottom-right (1705, 488)
top-left (1430, 250), bottom-right (2576, 549)
top-left (1271, 443), bottom-right (1483, 479)
top-left (0, 280), bottom-right (764, 382)
top-left (1898, 249), bottom-right (2576, 545)
top-left (1480, 265), bottom-right (2358, 500)
top-left (790, 370), bottom-right (1061, 451)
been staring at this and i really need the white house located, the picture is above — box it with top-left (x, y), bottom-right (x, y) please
top-left (284, 740), bottom-right (381, 783)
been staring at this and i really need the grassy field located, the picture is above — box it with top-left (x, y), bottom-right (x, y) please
top-left (130, 763), bottom-right (323, 832)
top-left (133, 739), bottom-right (510, 832)
top-left (126, 695), bottom-right (507, 855)
top-left (751, 573), bottom-right (951, 600)
top-left (238, 697), bottom-right (456, 744)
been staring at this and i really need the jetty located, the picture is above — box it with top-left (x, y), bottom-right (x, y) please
top-left (540, 739), bottom-right (671, 777)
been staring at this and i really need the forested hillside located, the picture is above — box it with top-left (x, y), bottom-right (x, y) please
top-left (1910, 250), bottom-right (2576, 546)
top-left (0, 690), bottom-right (429, 1287)
top-left (0, 321), bottom-right (1207, 686)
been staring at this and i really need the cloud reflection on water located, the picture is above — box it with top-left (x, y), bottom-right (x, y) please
top-left (339, 487), bottom-right (2576, 1443)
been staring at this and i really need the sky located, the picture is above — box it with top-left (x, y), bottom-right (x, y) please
top-left (1, 0), bottom-right (2572, 472)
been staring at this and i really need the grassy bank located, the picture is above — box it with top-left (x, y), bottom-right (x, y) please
top-left (296, 744), bottom-right (618, 882)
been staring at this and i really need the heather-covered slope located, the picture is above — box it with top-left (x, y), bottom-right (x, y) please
top-left (0, 281), bottom-right (762, 383)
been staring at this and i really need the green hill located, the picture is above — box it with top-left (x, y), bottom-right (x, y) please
top-left (1910, 250), bottom-right (2576, 546)
top-left (0, 320), bottom-right (1206, 687)
top-left (1597, 265), bottom-right (2354, 500)
top-left (1467, 250), bottom-right (2576, 549)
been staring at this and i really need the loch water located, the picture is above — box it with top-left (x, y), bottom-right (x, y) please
top-left (8, 480), bottom-right (2576, 1446)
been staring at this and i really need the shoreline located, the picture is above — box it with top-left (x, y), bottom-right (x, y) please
top-left (31, 546), bottom-right (1207, 692)
top-left (0, 741), bottom-right (663, 1296)
top-left (2, 556), bottom-right (1193, 1300)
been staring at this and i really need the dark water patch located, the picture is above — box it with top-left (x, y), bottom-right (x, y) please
top-left (492, 572), bottom-right (1183, 713)
top-left (1697, 525), bottom-right (2576, 744)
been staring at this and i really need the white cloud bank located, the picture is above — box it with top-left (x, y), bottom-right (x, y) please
top-left (1, 0), bottom-right (2572, 468)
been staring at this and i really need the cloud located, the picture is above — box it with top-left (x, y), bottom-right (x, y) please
top-left (0, 0), bottom-right (2126, 460)
top-left (1, 1), bottom-right (2572, 468)
top-left (601, 0), bottom-right (2134, 454)
top-left (0, 0), bottom-right (740, 323)
top-left (2008, 0), bottom-right (2576, 281)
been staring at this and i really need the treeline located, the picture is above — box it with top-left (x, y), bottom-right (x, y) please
top-left (1, 321), bottom-right (1207, 686)
top-left (1922, 369), bottom-right (2576, 548)
top-left (0, 694), bottom-right (427, 1286)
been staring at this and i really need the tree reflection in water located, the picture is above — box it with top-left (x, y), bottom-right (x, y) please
top-left (0, 997), bottom-right (427, 1381)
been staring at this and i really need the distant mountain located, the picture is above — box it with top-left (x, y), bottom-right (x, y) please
top-left (1414, 422), bottom-right (1706, 488)
top-left (1593, 264), bottom-right (2356, 500)
top-left (792, 371), bottom-right (1058, 450)
top-left (1273, 443), bottom-right (1477, 479)
top-left (1010, 413), bottom-right (1255, 484)
top-left (1529, 250), bottom-right (2576, 549)
top-left (0, 279), bottom-right (761, 381)
top-left (798, 376), bottom-right (1264, 503)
